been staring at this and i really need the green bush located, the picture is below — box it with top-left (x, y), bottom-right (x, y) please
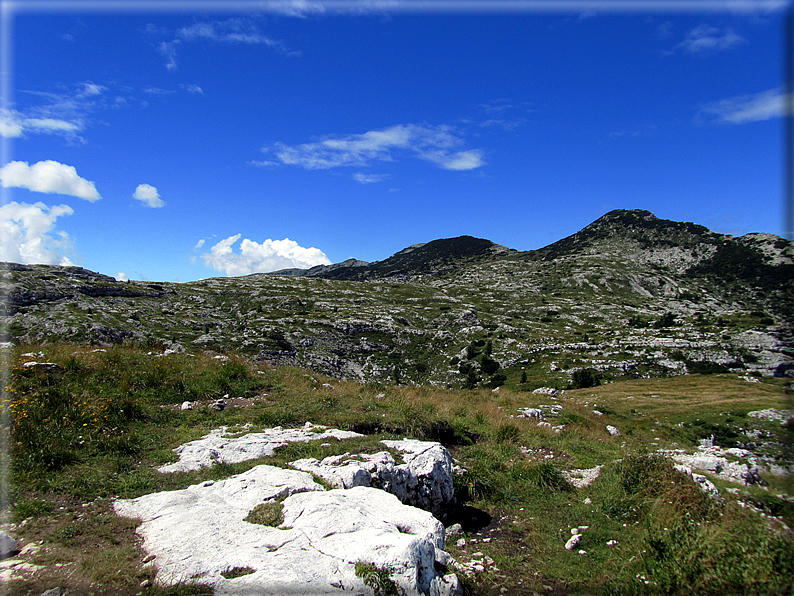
top-left (570, 368), bottom-right (600, 389)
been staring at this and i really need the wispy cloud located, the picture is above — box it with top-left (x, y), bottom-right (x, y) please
top-left (475, 99), bottom-right (530, 131)
top-left (177, 18), bottom-right (298, 55)
top-left (0, 160), bottom-right (101, 201)
top-left (133, 184), bottom-right (165, 208)
top-left (181, 84), bottom-right (203, 94)
top-left (201, 234), bottom-right (331, 276)
top-left (698, 88), bottom-right (790, 124)
top-left (674, 24), bottom-right (746, 53)
top-left (257, 123), bottom-right (485, 172)
top-left (2, 81), bottom-right (114, 141)
top-left (352, 172), bottom-right (387, 184)
top-left (143, 87), bottom-right (176, 96)
top-left (479, 118), bottom-right (526, 131)
top-left (158, 41), bottom-right (179, 71)
top-left (0, 201), bottom-right (75, 266)
top-left (151, 17), bottom-right (299, 70)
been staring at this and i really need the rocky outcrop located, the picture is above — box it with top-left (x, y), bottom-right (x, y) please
top-left (290, 438), bottom-right (456, 521)
top-left (157, 423), bottom-right (364, 473)
top-left (114, 466), bottom-right (461, 596)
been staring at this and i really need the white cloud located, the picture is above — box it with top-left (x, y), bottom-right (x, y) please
top-left (159, 41), bottom-right (179, 71)
top-left (133, 183), bottom-right (165, 208)
top-left (0, 160), bottom-right (101, 201)
top-left (143, 87), bottom-right (176, 96)
top-left (259, 123), bottom-right (485, 172)
top-left (194, 238), bottom-right (206, 250)
top-left (675, 25), bottom-right (746, 53)
top-left (116, 272), bottom-right (129, 282)
top-left (24, 118), bottom-right (82, 133)
top-left (0, 201), bottom-right (75, 265)
top-left (0, 108), bottom-right (81, 139)
top-left (352, 172), bottom-right (387, 184)
top-left (0, 111), bottom-right (23, 137)
top-left (156, 18), bottom-right (299, 70)
top-left (698, 88), bottom-right (790, 124)
top-left (7, 81), bottom-right (113, 141)
top-left (181, 84), bottom-right (203, 94)
top-left (201, 234), bottom-right (331, 276)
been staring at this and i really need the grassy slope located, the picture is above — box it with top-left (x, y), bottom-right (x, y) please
top-left (3, 343), bottom-right (792, 595)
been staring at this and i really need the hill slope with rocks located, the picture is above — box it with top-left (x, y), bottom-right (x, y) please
top-left (2, 209), bottom-right (792, 387)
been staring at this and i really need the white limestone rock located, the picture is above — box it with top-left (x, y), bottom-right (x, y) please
top-left (290, 438), bottom-right (456, 520)
top-left (114, 467), bottom-right (460, 596)
top-left (158, 424), bottom-right (364, 473)
top-left (533, 387), bottom-right (560, 397)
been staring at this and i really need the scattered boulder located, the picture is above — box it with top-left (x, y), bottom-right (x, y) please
top-left (564, 534), bottom-right (582, 551)
top-left (747, 408), bottom-right (794, 424)
top-left (114, 467), bottom-right (460, 596)
top-left (562, 466), bottom-right (603, 489)
top-left (517, 408), bottom-right (544, 419)
top-left (0, 531), bottom-right (17, 558)
top-left (606, 425), bottom-right (621, 437)
top-left (533, 387), bottom-right (560, 397)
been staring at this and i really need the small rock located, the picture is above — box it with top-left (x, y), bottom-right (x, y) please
top-left (578, 549), bottom-right (587, 555)
top-left (40, 589), bottom-right (61, 596)
top-left (606, 425), bottom-right (621, 436)
top-left (142, 554), bottom-right (156, 563)
top-left (446, 523), bottom-right (463, 537)
top-left (180, 401), bottom-right (193, 411)
top-left (607, 540), bottom-right (618, 546)
top-left (0, 531), bottom-right (18, 557)
top-left (209, 399), bottom-right (226, 411)
top-left (565, 534), bottom-right (582, 550)
top-left (456, 538), bottom-right (466, 548)
top-left (583, 497), bottom-right (592, 505)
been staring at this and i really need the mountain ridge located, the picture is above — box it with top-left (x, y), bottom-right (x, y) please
top-left (2, 209), bottom-right (792, 386)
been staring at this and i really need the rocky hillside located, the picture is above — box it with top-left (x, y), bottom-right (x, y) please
top-left (2, 210), bottom-right (792, 387)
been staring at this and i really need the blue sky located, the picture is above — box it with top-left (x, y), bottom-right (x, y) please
top-left (0, 0), bottom-right (788, 282)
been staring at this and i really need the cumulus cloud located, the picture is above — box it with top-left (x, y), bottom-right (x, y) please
top-left (201, 234), bottom-right (331, 276)
top-left (0, 160), bottom-right (101, 201)
top-left (133, 183), bottom-right (165, 208)
top-left (116, 272), bottom-right (129, 282)
top-left (0, 201), bottom-right (75, 265)
top-left (258, 123), bottom-right (485, 172)
top-left (698, 88), bottom-right (790, 124)
top-left (675, 25), bottom-right (746, 53)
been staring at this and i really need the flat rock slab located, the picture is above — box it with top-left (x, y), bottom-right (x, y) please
top-left (114, 466), bottom-right (460, 596)
top-left (158, 423), bottom-right (363, 473)
top-left (290, 438), bottom-right (456, 520)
